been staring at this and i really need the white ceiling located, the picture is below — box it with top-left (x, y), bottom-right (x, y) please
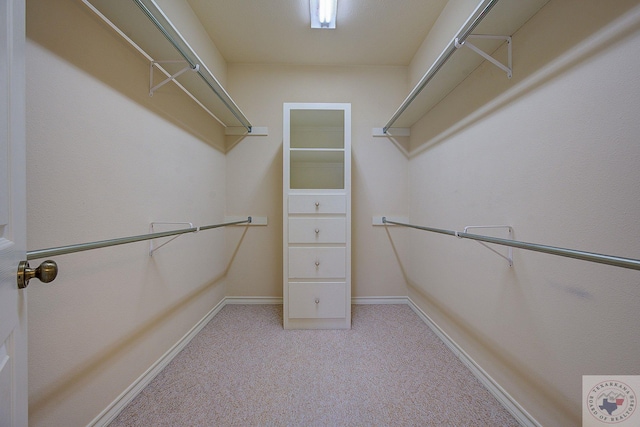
top-left (186, 0), bottom-right (450, 66)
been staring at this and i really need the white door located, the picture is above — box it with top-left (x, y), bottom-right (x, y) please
top-left (0, 0), bottom-right (28, 425)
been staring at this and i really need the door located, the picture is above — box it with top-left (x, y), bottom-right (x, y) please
top-left (0, 0), bottom-right (28, 425)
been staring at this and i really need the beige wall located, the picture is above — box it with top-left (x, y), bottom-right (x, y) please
top-left (156, 0), bottom-right (227, 86)
top-left (405, 1), bottom-right (640, 426)
top-left (224, 63), bottom-right (410, 298)
top-left (24, 0), bottom-right (640, 426)
top-left (26, 0), bottom-right (230, 425)
top-left (408, 0), bottom-right (479, 89)
top-left (25, 1), bottom-right (411, 424)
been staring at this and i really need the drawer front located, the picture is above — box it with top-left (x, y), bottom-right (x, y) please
top-left (289, 218), bottom-right (346, 244)
top-left (288, 195), bottom-right (346, 214)
top-left (288, 282), bottom-right (347, 318)
top-left (288, 247), bottom-right (346, 278)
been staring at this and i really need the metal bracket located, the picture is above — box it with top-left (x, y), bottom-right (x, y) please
top-left (149, 61), bottom-right (199, 97)
top-left (455, 35), bottom-right (512, 79)
top-left (149, 222), bottom-right (195, 256)
top-left (462, 225), bottom-right (514, 267)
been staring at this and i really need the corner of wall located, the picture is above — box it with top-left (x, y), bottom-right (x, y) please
top-left (407, 0), bottom-right (480, 89)
top-left (154, 0), bottom-right (228, 85)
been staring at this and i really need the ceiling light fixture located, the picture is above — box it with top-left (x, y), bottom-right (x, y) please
top-left (310, 0), bottom-right (337, 29)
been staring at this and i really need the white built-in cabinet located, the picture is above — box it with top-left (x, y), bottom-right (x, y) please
top-left (283, 103), bottom-right (351, 329)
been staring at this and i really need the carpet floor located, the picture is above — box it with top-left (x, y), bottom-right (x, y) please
top-left (109, 304), bottom-right (519, 426)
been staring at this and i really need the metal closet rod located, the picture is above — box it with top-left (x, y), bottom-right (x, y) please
top-left (26, 217), bottom-right (251, 261)
top-left (132, 0), bottom-right (253, 132)
top-left (381, 218), bottom-right (640, 271)
top-left (383, 0), bottom-right (500, 133)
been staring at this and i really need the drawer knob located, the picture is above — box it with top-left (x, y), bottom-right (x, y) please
top-left (315, 298), bottom-right (320, 304)
top-left (315, 261), bottom-right (320, 267)
top-left (315, 228), bottom-right (320, 234)
top-left (315, 202), bottom-right (320, 208)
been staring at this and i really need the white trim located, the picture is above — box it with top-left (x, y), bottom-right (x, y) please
top-left (89, 295), bottom-right (537, 427)
top-left (224, 296), bottom-right (283, 305)
top-left (352, 296), bottom-right (408, 305)
top-left (406, 297), bottom-right (540, 427)
top-left (86, 298), bottom-right (229, 427)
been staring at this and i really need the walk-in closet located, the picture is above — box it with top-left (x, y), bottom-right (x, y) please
top-left (4, 0), bottom-right (639, 425)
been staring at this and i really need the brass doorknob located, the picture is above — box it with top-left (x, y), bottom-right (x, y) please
top-left (17, 260), bottom-right (58, 289)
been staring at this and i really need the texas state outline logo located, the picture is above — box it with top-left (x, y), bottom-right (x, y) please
top-left (583, 376), bottom-right (639, 426)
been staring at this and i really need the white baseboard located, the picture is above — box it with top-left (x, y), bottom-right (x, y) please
top-left (90, 295), bottom-right (537, 427)
top-left (225, 296), bottom-right (283, 305)
top-left (223, 296), bottom-right (408, 305)
top-left (87, 298), bottom-right (229, 427)
top-left (352, 296), bottom-right (408, 305)
top-left (406, 297), bottom-right (540, 427)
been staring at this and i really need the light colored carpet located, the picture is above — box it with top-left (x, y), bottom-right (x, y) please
top-left (109, 304), bottom-right (519, 426)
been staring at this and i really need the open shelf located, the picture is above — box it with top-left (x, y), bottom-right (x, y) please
top-left (291, 109), bottom-right (345, 149)
top-left (383, 0), bottom-right (549, 131)
top-left (84, 0), bottom-right (253, 131)
top-left (290, 149), bottom-right (345, 190)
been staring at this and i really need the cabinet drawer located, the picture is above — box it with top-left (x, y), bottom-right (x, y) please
top-left (289, 218), bottom-right (346, 243)
top-left (288, 247), bottom-right (346, 278)
top-left (288, 195), bottom-right (346, 214)
top-left (288, 282), bottom-right (347, 318)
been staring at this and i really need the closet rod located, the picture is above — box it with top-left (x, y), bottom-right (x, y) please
top-left (132, 0), bottom-right (252, 132)
top-left (382, 218), bottom-right (640, 271)
top-left (383, 0), bottom-right (499, 133)
top-left (26, 217), bottom-right (251, 261)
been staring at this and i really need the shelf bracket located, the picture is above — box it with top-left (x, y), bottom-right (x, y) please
top-left (149, 222), bottom-right (195, 256)
top-left (461, 225), bottom-right (514, 267)
top-left (149, 60), bottom-right (200, 97)
top-left (454, 35), bottom-right (512, 79)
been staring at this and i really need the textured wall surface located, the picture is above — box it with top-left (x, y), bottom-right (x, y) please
top-left (26, 0), bottom-right (229, 425)
top-left (225, 63), bottom-right (410, 299)
top-left (406, 2), bottom-right (640, 426)
top-left (23, 0), bottom-right (640, 426)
